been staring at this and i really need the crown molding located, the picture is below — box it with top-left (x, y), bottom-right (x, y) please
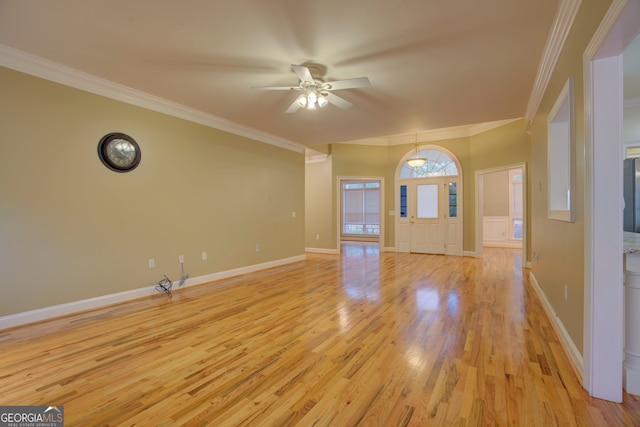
top-left (305, 154), bottom-right (330, 164)
top-left (0, 44), bottom-right (305, 153)
top-left (585, 0), bottom-right (636, 60)
top-left (338, 118), bottom-right (521, 146)
top-left (524, 0), bottom-right (582, 124)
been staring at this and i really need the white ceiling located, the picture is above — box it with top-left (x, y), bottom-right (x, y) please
top-left (0, 0), bottom-right (560, 148)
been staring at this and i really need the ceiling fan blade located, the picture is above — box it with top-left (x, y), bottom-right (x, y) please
top-left (252, 85), bottom-right (299, 90)
top-left (291, 65), bottom-right (314, 83)
top-left (326, 93), bottom-right (353, 109)
top-left (285, 99), bottom-right (301, 114)
top-left (324, 77), bottom-right (371, 91)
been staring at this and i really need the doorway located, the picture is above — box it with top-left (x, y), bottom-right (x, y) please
top-left (481, 167), bottom-right (524, 249)
top-left (396, 146), bottom-right (462, 255)
top-left (584, 0), bottom-right (640, 402)
top-left (475, 163), bottom-right (527, 262)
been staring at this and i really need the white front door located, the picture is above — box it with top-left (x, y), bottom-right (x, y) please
top-left (411, 181), bottom-right (444, 254)
top-left (399, 178), bottom-right (461, 255)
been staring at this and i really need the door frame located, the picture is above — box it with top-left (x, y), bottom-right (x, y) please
top-left (395, 144), bottom-right (463, 255)
top-left (583, 0), bottom-right (640, 402)
top-left (475, 162), bottom-right (528, 263)
top-left (336, 176), bottom-right (385, 254)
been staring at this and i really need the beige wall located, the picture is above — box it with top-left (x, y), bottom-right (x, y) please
top-left (0, 67), bottom-right (305, 317)
top-left (483, 170), bottom-right (509, 217)
top-left (305, 156), bottom-right (333, 248)
top-left (529, 0), bottom-right (613, 354)
top-left (304, 119), bottom-right (531, 254)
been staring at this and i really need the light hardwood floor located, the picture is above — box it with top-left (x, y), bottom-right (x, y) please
top-left (1, 245), bottom-right (639, 426)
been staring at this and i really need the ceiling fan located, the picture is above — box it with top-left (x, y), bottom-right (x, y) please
top-left (252, 64), bottom-right (371, 113)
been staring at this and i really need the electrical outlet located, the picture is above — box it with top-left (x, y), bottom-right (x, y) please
top-left (201, 252), bottom-right (207, 261)
top-left (255, 244), bottom-right (260, 252)
top-left (148, 259), bottom-right (155, 269)
top-left (316, 234), bottom-right (320, 240)
top-left (179, 255), bottom-right (184, 264)
top-left (564, 285), bottom-right (568, 301)
top-left (292, 211), bottom-right (296, 218)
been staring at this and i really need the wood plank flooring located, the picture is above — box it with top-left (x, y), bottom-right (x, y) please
top-left (1, 245), bottom-right (639, 426)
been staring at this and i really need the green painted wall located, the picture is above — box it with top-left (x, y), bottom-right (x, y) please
top-left (305, 156), bottom-right (333, 249)
top-left (304, 119), bottom-right (531, 254)
top-left (529, 0), bottom-right (613, 354)
top-left (0, 66), bottom-right (305, 317)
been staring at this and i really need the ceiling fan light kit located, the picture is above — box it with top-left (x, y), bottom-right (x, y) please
top-left (253, 64), bottom-right (371, 113)
top-left (296, 89), bottom-right (328, 110)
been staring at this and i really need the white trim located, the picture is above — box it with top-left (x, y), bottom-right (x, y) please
top-left (529, 272), bottom-right (584, 381)
top-left (585, 0), bottom-right (637, 60)
top-left (305, 154), bottom-right (329, 164)
top-left (305, 247), bottom-right (339, 254)
top-left (584, 55), bottom-right (625, 402)
top-left (483, 242), bottom-right (523, 249)
top-left (337, 119), bottom-right (521, 147)
top-left (382, 246), bottom-right (396, 252)
top-left (0, 44), bottom-right (304, 154)
top-left (525, 0), bottom-right (582, 125)
top-left (0, 254), bottom-right (305, 331)
top-left (583, 0), bottom-right (639, 402)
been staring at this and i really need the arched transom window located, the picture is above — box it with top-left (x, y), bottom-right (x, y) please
top-left (400, 149), bottom-right (459, 178)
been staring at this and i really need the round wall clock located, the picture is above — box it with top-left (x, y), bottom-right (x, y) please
top-left (97, 132), bottom-right (141, 172)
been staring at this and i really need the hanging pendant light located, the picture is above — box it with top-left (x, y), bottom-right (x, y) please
top-left (407, 133), bottom-right (427, 167)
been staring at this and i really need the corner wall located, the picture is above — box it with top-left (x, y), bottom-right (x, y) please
top-left (0, 67), bottom-right (305, 318)
top-left (529, 0), bottom-right (613, 355)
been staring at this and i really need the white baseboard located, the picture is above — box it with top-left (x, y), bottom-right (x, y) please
top-left (483, 242), bottom-right (523, 249)
top-left (0, 254), bottom-right (306, 331)
top-left (382, 246), bottom-right (396, 252)
top-left (305, 247), bottom-right (339, 254)
top-left (528, 271), bottom-right (584, 381)
top-left (463, 251), bottom-right (478, 257)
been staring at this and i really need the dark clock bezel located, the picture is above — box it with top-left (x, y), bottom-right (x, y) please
top-left (97, 132), bottom-right (141, 173)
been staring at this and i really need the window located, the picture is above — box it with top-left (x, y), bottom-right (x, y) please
top-left (417, 184), bottom-right (438, 218)
top-left (400, 185), bottom-right (407, 218)
top-left (448, 182), bottom-right (457, 218)
top-left (342, 180), bottom-right (380, 235)
top-left (510, 170), bottom-right (523, 239)
top-left (400, 149), bottom-right (459, 178)
top-left (548, 77), bottom-right (574, 222)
